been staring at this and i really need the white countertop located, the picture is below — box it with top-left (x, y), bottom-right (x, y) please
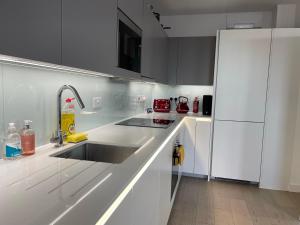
top-left (0, 112), bottom-right (211, 225)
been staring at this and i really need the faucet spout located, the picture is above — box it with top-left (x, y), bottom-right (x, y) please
top-left (52, 85), bottom-right (85, 147)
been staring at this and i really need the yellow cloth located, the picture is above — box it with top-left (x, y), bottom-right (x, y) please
top-left (65, 133), bottom-right (88, 143)
top-left (173, 145), bottom-right (185, 166)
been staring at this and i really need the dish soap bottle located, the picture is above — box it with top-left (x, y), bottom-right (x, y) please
top-left (5, 123), bottom-right (21, 159)
top-left (61, 98), bottom-right (76, 136)
top-left (21, 120), bottom-right (35, 155)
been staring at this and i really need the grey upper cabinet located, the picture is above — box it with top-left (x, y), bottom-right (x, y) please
top-left (167, 38), bottom-right (179, 85)
top-left (118, 0), bottom-right (143, 28)
top-left (168, 37), bottom-right (216, 85)
top-left (152, 23), bottom-right (168, 84)
top-left (141, 4), bottom-right (168, 83)
top-left (62, 0), bottom-right (117, 75)
top-left (141, 4), bottom-right (156, 80)
top-left (0, 0), bottom-right (62, 64)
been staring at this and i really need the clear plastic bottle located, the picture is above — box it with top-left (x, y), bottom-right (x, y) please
top-left (5, 123), bottom-right (21, 159)
top-left (21, 120), bottom-right (35, 155)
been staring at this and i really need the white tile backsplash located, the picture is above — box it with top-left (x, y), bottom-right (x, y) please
top-left (0, 63), bottom-right (154, 148)
top-left (0, 62), bottom-right (214, 153)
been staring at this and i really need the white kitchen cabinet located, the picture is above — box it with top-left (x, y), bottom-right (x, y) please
top-left (182, 118), bottom-right (196, 174)
top-left (105, 191), bottom-right (133, 225)
top-left (215, 29), bottom-right (271, 122)
top-left (212, 120), bottom-right (264, 182)
top-left (131, 134), bottom-right (175, 225)
top-left (194, 121), bottom-right (211, 176)
top-left (106, 129), bottom-right (178, 225)
top-left (118, 0), bottom-right (143, 28)
top-left (131, 154), bottom-right (160, 225)
top-left (159, 138), bottom-right (174, 225)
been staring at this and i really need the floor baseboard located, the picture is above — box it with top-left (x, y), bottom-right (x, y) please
top-left (289, 184), bottom-right (300, 193)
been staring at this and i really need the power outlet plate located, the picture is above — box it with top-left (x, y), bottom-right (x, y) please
top-left (92, 97), bottom-right (102, 110)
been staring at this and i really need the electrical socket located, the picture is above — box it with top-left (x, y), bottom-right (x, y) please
top-left (92, 97), bottom-right (102, 110)
top-left (137, 95), bottom-right (146, 103)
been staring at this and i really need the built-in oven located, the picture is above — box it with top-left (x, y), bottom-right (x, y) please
top-left (117, 9), bottom-right (142, 73)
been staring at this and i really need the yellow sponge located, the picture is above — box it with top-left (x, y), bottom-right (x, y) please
top-left (66, 133), bottom-right (88, 143)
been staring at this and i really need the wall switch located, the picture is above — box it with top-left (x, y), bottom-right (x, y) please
top-left (92, 97), bottom-right (102, 109)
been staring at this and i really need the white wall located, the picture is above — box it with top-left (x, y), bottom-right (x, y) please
top-left (161, 11), bottom-right (274, 37)
top-left (276, 4), bottom-right (297, 28)
top-left (260, 28), bottom-right (300, 192)
top-left (289, 86), bottom-right (300, 192)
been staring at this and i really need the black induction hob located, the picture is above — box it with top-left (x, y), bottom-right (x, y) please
top-left (116, 118), bottom-right (175, 129)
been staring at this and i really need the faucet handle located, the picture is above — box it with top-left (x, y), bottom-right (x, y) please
top-left (50, 132), bottom-right (58, 143)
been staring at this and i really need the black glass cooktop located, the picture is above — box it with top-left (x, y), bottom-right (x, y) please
top-left (116, 118), bottom-right (175, 129)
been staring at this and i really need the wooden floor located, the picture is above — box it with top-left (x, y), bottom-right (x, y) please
top-left (168, 176), bottom-right (300, 225)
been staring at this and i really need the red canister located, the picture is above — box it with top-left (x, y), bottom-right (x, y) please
top-left (193, 97), bottom-right (199, 113)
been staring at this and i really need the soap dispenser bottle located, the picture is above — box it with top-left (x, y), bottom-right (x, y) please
top-left (21, 120), bottom-right (35, 155)
top-left (5, 123), bottom-right (21, 159)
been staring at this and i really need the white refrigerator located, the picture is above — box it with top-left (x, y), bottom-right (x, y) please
top-left (211, 29), bottom-right (271, 182)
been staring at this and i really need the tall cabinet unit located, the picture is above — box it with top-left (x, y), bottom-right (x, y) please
top-left (212, 29), bottom-right (271, 182)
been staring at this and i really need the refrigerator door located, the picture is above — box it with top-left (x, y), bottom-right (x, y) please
top-left (215, 29), bottom-right (271, 122)
top-left (212, 120), bottom-right (264, 182)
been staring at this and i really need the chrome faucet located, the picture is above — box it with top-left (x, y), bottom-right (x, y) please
top-left (50, 85), bottom-right (85, 147)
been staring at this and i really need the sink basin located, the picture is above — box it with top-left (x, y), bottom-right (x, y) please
top-left (51, 142), bottom-right (140, 164)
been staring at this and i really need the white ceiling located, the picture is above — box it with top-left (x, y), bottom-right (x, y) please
top-left (148, 0), bottom-right (299, 15)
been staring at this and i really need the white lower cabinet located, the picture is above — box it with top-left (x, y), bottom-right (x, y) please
top-left (182, 118), bottom-right (212, 176)
top-left (105, 191), bottom-right (133, 225)
top-left (158, 139), bottom-right (173, 225)
top-left (182, 118), bottom-right (196, 174)
top-left (131, 156), bottom-right (160, 225)
top-left (105, 132), bottom-right (177, 225)
top-left (194, 121), bottom-right (211, 176)
top-left (212, 120), bottom-right (264, 182)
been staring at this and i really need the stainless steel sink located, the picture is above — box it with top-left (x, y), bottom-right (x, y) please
top-left (51, 142), bottom-right (140, 164)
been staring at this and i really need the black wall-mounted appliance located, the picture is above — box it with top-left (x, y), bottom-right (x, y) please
top-left (118, 9), bottom-right (142, 73)
top-left (202, 95), bottom-right (213, 116)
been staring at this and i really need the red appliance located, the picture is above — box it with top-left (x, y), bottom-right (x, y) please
top-left (153, 99), bottom-right (171, 113)
top-left (193, 97), bottom-right (199, 113)
top-left (176, 96), bottom-right (189, 114)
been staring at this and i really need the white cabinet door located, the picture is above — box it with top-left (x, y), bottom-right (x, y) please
top-left (182, 118), bottom-right (196, 174)
top-left (215, 29), bottom-right (271, 122)
top-left (118, 0), bottom-right (143, 28)
top-left (159, 138), bottom-right (173, 225)
top-left (132, 156), bottom-right (160, 225)
top-left (105, 191), bottom-right (133, 225)
top-left (212, 120), bottom-right (264, 182)
top-left (194, 121), bottom-right (211, 176)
